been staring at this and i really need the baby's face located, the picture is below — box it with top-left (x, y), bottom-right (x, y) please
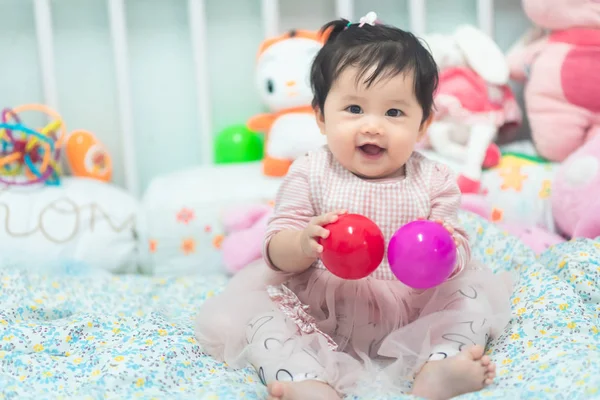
top-left (316, 66), bottom-right (429, 179)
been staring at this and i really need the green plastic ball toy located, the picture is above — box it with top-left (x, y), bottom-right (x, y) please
top-left (214, 124), bottom-right (264, 164)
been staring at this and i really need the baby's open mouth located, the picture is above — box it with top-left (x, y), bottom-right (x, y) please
top-left (358, 144), bottom-right (385, 157)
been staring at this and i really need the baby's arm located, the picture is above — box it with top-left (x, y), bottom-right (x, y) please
top-left (263, 155), bottom-right (331, 273)
top-left (428, 164), bottom-right (471, 276)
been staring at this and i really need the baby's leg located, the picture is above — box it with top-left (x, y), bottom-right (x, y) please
top-left (412, 286), bottom-right (496, 400)
top-left (245, 311), bottom-right (341, 400)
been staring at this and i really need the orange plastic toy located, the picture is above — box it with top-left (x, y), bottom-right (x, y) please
top-left (66, 130), bottom-right (112, 182)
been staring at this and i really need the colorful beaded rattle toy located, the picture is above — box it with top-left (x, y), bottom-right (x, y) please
top-left (0, 104), bottom-right (66, 186)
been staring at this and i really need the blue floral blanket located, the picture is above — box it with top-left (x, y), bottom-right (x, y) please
top-left (1, 213), bottom-right (599, 399)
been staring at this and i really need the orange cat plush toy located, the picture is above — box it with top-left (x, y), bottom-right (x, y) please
top-left (248, 30), bottom-right (327, 177)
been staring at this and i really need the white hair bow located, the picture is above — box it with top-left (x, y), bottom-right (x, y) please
top-left (358, 11), bottom-right (377, 27)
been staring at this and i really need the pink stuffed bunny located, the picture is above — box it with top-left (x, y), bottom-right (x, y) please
top-left (507, 0), bottom-right (600, 162)
top-left (220, 204), bottom-right (272, 274)
top-left (422, 25), bottom-right (521, 194)
top-left (552, 134), bottom-right (600, 239)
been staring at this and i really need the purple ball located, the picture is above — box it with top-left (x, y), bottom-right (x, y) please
top-left (387, 220), bottom-right (457, 289)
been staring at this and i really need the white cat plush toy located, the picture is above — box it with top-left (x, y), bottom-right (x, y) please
top-left (247, 29), bottom-right (327, 177)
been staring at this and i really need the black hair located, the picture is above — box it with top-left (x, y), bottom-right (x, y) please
top-left (310, 18), bottom-right (438, 123)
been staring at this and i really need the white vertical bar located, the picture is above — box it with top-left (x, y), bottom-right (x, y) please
top-left (188, 0), bottom-right (213, 166)
top-left (33, 0), bottom-right (59, 111)
top-left (261, 0), bottom-right (279, 38)
top-left (335, 0), bottom-right (354, 21)
top-left (477, 0), bottom-right (495, 38)
top-left (107, 0), bottom-right (139, 196)
top-left (408, 0), bottom-right (426, 36)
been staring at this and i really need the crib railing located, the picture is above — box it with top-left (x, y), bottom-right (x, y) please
top-left (31, 0), bottom-right (497, 197)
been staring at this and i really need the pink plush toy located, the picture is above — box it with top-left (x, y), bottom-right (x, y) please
top-left (461, 194), bottom-right (565, 254)
top-left (220, 204), bottom-right (272, 274)
top-left (552, 134), bottom-right (600, 239)
top-left (422, 25), bottom-right (521, 194)
top-left (507, 0), bottom-right (600, 162)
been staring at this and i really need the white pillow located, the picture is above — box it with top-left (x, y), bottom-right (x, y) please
top-left (0, 177), bottom-right (139, 274)
top-left (138, 162), bottom-right (283, 276)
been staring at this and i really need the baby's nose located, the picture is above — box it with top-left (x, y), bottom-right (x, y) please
top-left (360, 117), bottom-right (382, 135)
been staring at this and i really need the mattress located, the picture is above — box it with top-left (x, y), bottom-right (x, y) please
top-left (1, 212), bottom-right (599, 399)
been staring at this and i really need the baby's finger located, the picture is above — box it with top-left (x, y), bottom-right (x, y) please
top-left (311, 240), bottom-right (324, 255)
top-left (314, 212), bottom-right (341, 226)
top-left (308, 225), bottom-right (330, 240)
top-left (452, 233), bottom-right (460, 246)
top-left (327, 209), bottom-right (348, 220)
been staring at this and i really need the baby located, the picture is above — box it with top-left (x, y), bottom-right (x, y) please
top-left (196, 13), bottom-right (512, 400)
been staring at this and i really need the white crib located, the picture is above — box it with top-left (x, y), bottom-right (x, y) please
top-left (8, 0), bottom-right (524, 197)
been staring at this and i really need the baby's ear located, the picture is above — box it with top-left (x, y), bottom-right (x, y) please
top-left (315, 108), bottom-right (326, 135)
top-left (418, 112), bottom-right (434, 139)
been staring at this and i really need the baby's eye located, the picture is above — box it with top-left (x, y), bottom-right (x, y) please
top-left (386, 109), bottom-right (404, 117)
top-left (345, 105), bottom-right (363, 114)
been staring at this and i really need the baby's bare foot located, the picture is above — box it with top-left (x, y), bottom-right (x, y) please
top-left (267, 380), bottom-right (340, 400)
top-left (412, 345), bottom-right (496, 400)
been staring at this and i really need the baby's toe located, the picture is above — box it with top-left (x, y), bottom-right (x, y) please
top-left (467, 345), bottom-right (485, 360)
top-left (268, 382), bottom-right (285, 398)
top-left (480, 355), bottom-right (491, 366)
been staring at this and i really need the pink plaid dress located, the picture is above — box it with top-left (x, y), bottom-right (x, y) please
top-left (263, 146), bottom-right (472, 279)
top-left (195, 146), bottom-right (512, 394)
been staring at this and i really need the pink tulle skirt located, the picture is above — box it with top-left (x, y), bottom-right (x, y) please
top-left (195, 260), bottom-right (512, 395)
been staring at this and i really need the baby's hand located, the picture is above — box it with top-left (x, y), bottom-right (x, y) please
top-left (300, 210), bottom-right (347, 258)
top-left (417, 217), bottom-right (460, 247)
top-left (433, 219), bottom-right (461, 247)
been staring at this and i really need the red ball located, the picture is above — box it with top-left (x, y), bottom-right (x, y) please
top-left (319, 213), bottom-right (385, 280)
